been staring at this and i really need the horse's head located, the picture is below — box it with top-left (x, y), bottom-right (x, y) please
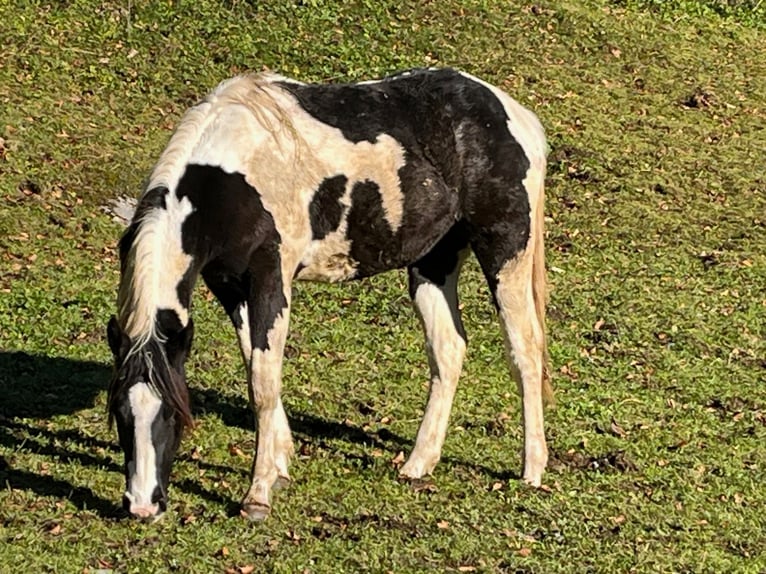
top-left (106, 316), bottom-right (194, 521)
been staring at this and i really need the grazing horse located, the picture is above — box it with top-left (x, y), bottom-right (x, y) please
top-left (106, 67), bottom-right (551, 521)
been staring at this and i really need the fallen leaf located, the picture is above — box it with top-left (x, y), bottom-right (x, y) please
top-left (518, 547), bottom-right (532, 557)
top-left (228, 443), bottom-right (245, 458)
top-left (610, 418), bottom-right (626, 438)
top-left (239, 566), bottom-right (255, 574)
top-left (436, 519), bottom-right (449, 529)
top-left (48, 523), bottom-right (62, 535)
top-left (391, 451), bottom-right (405, 466)
top-left (491, 482), bottom-right (503, 491)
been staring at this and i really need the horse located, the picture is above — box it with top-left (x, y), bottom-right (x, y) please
top-left (106, 67), bottom-right (552, 521)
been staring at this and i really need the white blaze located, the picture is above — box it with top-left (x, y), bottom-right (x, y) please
top-left (125, 382), bottom-right (162, 508)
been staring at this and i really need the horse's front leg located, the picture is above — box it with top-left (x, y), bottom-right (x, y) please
top-left (240, 243), bottom-right (294, 521)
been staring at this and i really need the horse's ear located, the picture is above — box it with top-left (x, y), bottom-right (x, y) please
top-left (107, 315), bottom-right (131, 359)
top-left (166, 319), bottom-right (194, 369)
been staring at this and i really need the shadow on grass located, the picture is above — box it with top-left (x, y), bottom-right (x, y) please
top-left (0, 351), bottom-right (107, 419)
top-left (192, 386), bottom-right (520, 481)
top-left (192, 386), bottom-right (412, 453)
top-left (0, 351), bottom-right (125, 517)
top-left (0, 352), bottom-right (518, 519)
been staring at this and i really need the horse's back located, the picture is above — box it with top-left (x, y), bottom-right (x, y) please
top-left (160, 68), bottom-right (545, 283)
top-left (280, 68), bottom-right (544, 281)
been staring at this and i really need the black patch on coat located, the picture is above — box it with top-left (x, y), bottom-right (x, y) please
top-left (175, 164), bottom-right (287, 351)
top-left (279, 68), bottom-right (533, 280)
top-left (345, 180), bottom-right (394, 271)
top-left (156, 308), bottom-right (183, 335)
top-left (310, 175), bottom-right (347, 240)
top-left (247, 242), bottom-right (288, 352)
top-left (202, 262), bottom-right (248, 331)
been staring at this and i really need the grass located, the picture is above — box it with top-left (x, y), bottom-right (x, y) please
top-left (1, 0), bottom-right (765, 572)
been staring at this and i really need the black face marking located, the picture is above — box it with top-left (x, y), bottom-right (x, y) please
top-left (310, 175), bottom-right (347, 240)
top-left (281, 68), bottom-right (532, 279)
top-left (151, 400), bottom-right (182, 507)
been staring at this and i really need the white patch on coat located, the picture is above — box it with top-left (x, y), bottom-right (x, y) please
top-left (125, 382), bottom-right (162, 510)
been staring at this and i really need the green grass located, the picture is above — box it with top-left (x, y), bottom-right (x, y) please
top-left (1, 0), bottom-right (765, 572)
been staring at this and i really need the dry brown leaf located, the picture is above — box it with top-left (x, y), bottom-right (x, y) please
top-left (518, 547), bottom-right (532, 557)
top-left (228, 443), bottom-right (245, 458)
top-left (610, 418), bottom-right (626, 438)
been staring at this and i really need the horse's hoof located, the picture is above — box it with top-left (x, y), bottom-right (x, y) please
top-left (240, 502), bottom-right (271, 521)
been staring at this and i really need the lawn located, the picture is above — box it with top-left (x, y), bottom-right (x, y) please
top-left (1, 0), bottom-right (764, 572)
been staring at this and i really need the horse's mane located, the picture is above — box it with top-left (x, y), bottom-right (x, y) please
top-left (117, 73), bottom-right (301, 352)
top-left (107, 337), bottom-right (193, 430)
top-left (112, 72), bottom-right (304, 427)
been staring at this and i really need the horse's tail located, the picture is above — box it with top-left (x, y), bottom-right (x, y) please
top-left (531, 157), bottom-right (553, 405)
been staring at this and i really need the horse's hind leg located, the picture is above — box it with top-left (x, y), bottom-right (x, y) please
top-left (471, 234), bottom-right (548, 486)
top-left (400, 227), bottom-right (470, 479)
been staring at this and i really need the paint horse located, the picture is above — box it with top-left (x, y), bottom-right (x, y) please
top-left (107, 67), bottom-right (551, 521)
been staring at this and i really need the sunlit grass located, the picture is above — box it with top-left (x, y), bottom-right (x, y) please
top-left (1, 0), bottom-right (764, 572)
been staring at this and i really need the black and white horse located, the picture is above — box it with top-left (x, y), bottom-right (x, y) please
top-left (106, 67), bottom-right (551, 521)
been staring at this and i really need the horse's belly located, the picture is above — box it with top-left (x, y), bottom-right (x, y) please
top-left (295, 235), bottom-right (358, 282)
top-left (295, 219), bottom-right (451, 283)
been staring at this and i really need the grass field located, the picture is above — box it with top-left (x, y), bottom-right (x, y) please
top-left (1, 0), bottom-right (765, 572)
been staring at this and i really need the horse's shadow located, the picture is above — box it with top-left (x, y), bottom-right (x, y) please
top-left (0, 352), bottom-right (516, 520)
top-left (0, 351), bottom-right (125, 517)
top-left (191, 386), bottom-right (412, 454)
